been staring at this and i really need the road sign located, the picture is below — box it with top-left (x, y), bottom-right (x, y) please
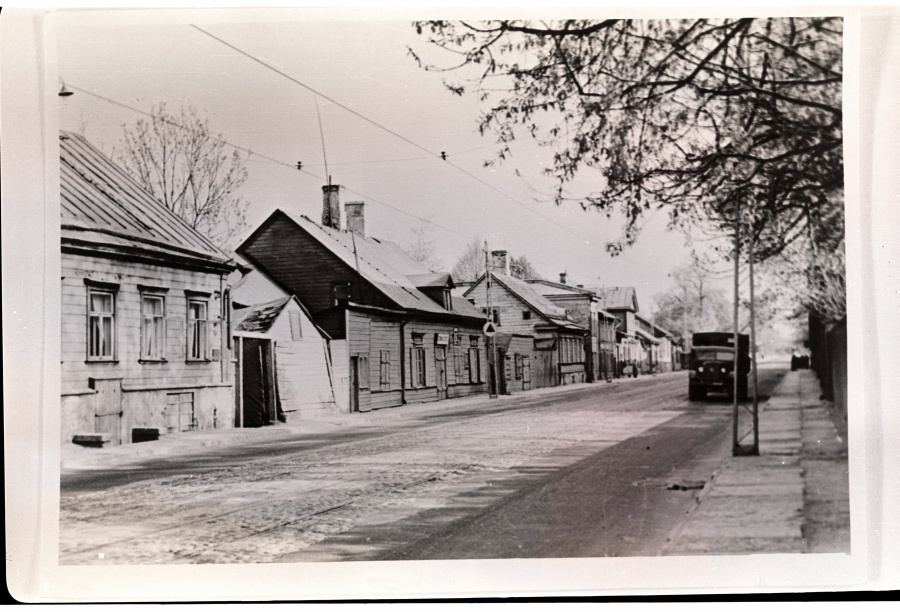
top-left (483, 321), bottom-right (498, 337)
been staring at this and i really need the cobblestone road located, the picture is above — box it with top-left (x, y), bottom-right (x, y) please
top-left (60, 375), bottom-right (706, 564)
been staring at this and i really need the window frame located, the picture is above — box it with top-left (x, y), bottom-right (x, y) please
top-left (379, 350), bottom-right (391, 390)
top-left (332, 281), bottom-right (351, 306)
top-left (86, 285), bottom-right (117, 362)
top-left (139, 291), bottom-right (168, 362)
top-left (467, 347), bottom-right (481, 384)
top-left (186, 297), bottom-right (210, 362)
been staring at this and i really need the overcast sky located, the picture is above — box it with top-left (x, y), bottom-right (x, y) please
top-left (56, 9), bottom-right (712, 312)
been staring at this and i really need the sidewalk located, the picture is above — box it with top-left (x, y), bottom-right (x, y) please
top-left (60, 369), bottom-right (683, 471)
top-left (662, 369), bottom-right (850, 555)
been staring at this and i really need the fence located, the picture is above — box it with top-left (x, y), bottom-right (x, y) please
top-left (808, 312), bottom-right (847, 421)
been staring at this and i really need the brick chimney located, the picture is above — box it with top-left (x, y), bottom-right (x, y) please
top-left (560, 272), bottom-right (567, 284)
top-left (345, 201), bottom-right (366, 238)
top-left (491, 250), bottom-right (509, 275)
top-left (321, 184), bottom-right (342, 230)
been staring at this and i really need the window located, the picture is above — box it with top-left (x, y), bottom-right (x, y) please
top-left (411, 333), bottom-right (426, 387)
top-left (87, 288), bottom-right (116, 361)
top-left (289, 311), bottom-right (303, 340)
top-left (358, 354), bottom-right (370, 389)
top-left (166, 392), bottom-right (195, 432)
top-left (379, 351), bottom-right (391, 390)
top-left (454, 353), bottom-right (466, 384)
top-left (140, 294), bottom-right (166, 360)
top-left (493, 308), bottom-right (500, 326)
top-left (333, 282), bottom-right (351, 306)
top-left (187, 299), bottom-right (208, 361)
top-left (443, 289), bottom-right (451, 310)
top-left (468, 347), bottom-right (481, 383)
top-left (522, 310), bottom-right (532, 320)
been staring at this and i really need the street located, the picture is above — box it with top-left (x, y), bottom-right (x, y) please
top-left (59, 366), bottom-right (787, 565)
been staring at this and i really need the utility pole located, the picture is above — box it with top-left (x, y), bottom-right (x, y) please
top-left (485, 241), bottom-right (498, 398)
top-left (732, 207), bottom-right (741, 457)
top-left (749, 228), bottom-right (760, 454)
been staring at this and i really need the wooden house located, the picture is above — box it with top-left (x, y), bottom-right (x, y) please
top-left (583, 285), bottom-right (644, 377)
top-left (230, 263), bottom-right (336, 426)
top-left (464, 252), bottom-right (588, 389)
top-left (527, 273), bottom-right (619, 383)
top-left (237, 187), bottom-right (488, 413)
top-left (60, 132), bottom-right (236, 446)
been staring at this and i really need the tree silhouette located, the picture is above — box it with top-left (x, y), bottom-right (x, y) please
top-left (118, 102), bottom-right (250, 249)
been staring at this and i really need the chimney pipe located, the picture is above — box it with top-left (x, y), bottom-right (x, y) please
top-left (345, 201), bottom-right (366, 238)
top-left (490, 250), bottom-right (509, 276)
top-left (322, 184), bottom-right (342, 230)
top-left (560, 272), bottom-right (567, 285)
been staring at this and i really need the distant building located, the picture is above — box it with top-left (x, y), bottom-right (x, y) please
top-left (583, 285), bottom-right (644, 377)
top-left (237, 186), bottom-right (488, 413)
top-left (527, 275), bottom-right (618, 382)
top-left (60, 132), bottom-right (236, 446)
top-left (464, 252), bottom-right (589, 389)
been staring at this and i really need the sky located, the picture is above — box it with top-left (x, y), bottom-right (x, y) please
top-left (56, 9), bottom-right (714, 313)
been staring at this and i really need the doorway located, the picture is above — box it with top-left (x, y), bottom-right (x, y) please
top-left (349, 355), bottom-right (360, 413)
top-left (241, 337), bottom-right (275, 427)
top-left (91, 378), bottom-right (123, 445)
top-left (435, 346), bottom-right (448, 400)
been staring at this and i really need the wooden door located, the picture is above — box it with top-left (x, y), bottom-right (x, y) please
top-left (165, 392), bottom-right (195, 433)
top-left (349, 356), bottom-right (359, 413)
top-left (533, 350), bottom-right (555, 389)
top-left (92, 378), bottom-right (122, 445)
top-left (435, 346), bottom-right (448, 400)
top-left (241, 337), bottom-right (272, 428)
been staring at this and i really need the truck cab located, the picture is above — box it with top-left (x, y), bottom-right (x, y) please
top-left (688, 332), bottom-right (749, 400)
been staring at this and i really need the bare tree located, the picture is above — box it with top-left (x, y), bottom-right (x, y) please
top-left (509, 255), bottom-right (543, 280)
top-left (652, 257), bottom-right (732, 338)
top-left (404, 221), bottom-right (444, 272)
top-left (451, 237), bottom-right (486, 282)
top-left (118, 102), bottom-right (250, 249)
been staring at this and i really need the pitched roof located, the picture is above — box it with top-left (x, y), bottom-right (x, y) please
top-left (252, 210), bottom-right (480, 320)
top-left (527, 279), bottom-right (617, 319)
top-left (408, 272), bottom-right (453, 288)
top-left (467, 272), bottom-right (586, 332)
top-left (234, 296), bottom-right (292, 333)
top-left (59, 132), bottom-right (231, 267)
top-left (583, 286), bottom-right (639, 312)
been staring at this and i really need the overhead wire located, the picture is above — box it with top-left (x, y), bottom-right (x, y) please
top-left (62, 83), bottom-right (479, 244)
top-left (188, 24), bottom-right (599, 247)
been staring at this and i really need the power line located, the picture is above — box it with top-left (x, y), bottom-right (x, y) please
top-left (63, 84), bottom-right (574, 274)
top-left (63, 83), bottom-right (476, 243)
top-left (188, 23), bottom-right (598, 246)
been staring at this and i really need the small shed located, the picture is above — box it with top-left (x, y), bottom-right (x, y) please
top-left (232, 286), bottom-right (336, 426)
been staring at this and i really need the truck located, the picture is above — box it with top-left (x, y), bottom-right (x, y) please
top-left (688, 332), bottom-right (750, 401)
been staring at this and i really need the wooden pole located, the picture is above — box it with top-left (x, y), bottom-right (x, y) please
top-left (732, 208), bottom-right (741, 456)
top-left (485, 242), bottom-right (498, 398)
top-left (749, 232), bottom-right (760, 454)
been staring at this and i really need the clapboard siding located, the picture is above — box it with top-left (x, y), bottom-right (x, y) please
top-left (339, 310), bottom-right (487, 411)
top-left (61, 252), bottom-right (228, 391)
top-left (464, 280), bottom-right (545, 335)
